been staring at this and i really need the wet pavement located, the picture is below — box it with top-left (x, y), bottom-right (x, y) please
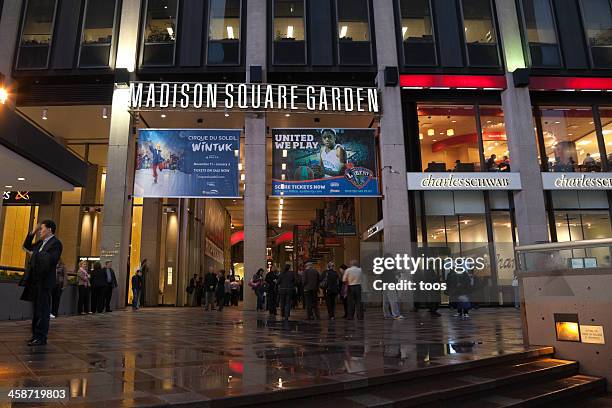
top-left (0, 306), bottom-right (529, 407)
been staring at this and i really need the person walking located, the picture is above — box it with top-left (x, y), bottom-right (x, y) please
top-left (216, 271), bottom-right (227, 312)
top-left (343, 260), bottom-right (364, 321)
top-left (139, 259), bottom-right (149, 307)
top-left (21, 220), bottom-right (63, 346)
top-left (339, 264), bottom-right (349, 318)
top-left (50, 258), bottom-right (68, 318)
top-left (196, 275), bottom-right (203, 306)
top-left (76, 260), bottom-right (91, 315)
top-left (382, 265), bottom-right (403, 320)
top-left (102, 261), bottom-right (118, 312)
top-left (277, 264), bottom-right (296, 321)
top-left (131, 269), bottom-right (143, 310)
top-left (323, 262), bottom-right (341, 320)
top-left (230, 276), bottom-right (240, 306)
top-left (90, 261), bottom-right (106, 313)
top-left (249, 269), bottom-right (265, 311)
top-left (203, 266), bottom-right (218, 310)
top-left (187, 274), bottom-right (197, 306)
top-left (303, 262), bottom-right (321, 320)
top-left (265, 267), bottom-right (279, 316)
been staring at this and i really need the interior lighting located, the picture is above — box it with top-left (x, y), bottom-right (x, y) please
top-left (427, 129), bottom-right (435, 136)
top-left (42, 109), bottom-right (48, 120)
top-left (0, 88), bottom-right (8, 104)
top-left (102, 107), bottom-right (108, 119)
top-left (227, 26), bottom-right (235, 39)
top-left (446, 129), bottom-right (454, 136)
top-left (287, 25), bottom-right (294, 38)
top-left (340, 25), bottom-right (348, 38)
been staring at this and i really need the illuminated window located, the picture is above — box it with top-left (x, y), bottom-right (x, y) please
top-left (520, 0), bottom-right (561, 68)
top-left (399, 0), bottom-right (436, 66)
top-left (16, 0), bottom-right (58, 69)
top-left (579, 0), bottom-right (612, 68)
top-left (336, 0), bottom-right (372, 65)
top-left (79, 0), bottom-right (118, 67)
top-left (273, 0), bottom-right (306, 64)
top-left (480, 106), bottom-right (510, 172)
top-left (540, 107), bottom-right (600, 172)
top-left (142, 0), bottom-right (179, 66)
top-left (460, 0), bottom-right (500, 67)
top-left (601, 108), bottom-right (612, 168)
top-left (208, 0), bottom-right (241, 65)
top-left (418, 104), bottom-right (480, 172)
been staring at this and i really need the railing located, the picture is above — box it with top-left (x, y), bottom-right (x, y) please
top-left (0, 265), bottom-right (25, 282)
top-left (515, 238), bottom-right (612, 273)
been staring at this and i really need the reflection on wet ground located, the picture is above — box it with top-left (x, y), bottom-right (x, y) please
top-left (0, 307), bottom-right (528, 406)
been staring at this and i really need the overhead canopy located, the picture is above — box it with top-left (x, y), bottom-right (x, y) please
top-left (0, 107), bottom-right (87, 191)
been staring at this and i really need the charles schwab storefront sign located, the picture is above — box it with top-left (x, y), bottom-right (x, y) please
top-left (407, 173), bottom-right (522, 190)
top-left (542, 173), bottom-right (612, 190)
top-left (128, 82), bottom-right (380, 114)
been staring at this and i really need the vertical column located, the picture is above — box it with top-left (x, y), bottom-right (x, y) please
top-left (140, 198), bottom-right (162, 306)
top-left (242, 0), bottom-right (267, 310)
top-left (99, 0), bottom-right (141, 310)
top-left (372, 0), bottom-right (412, 255)
top-left (495, 0), bottom-right (548, 245)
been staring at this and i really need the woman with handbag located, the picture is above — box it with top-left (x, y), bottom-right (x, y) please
top-left (248, 269), bottom-right (265, 311)
top-left (77, 261), bottom-right (91, 315)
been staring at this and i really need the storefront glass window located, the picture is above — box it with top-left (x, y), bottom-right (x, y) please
top-left (460, 0), bottom-right (500, 67)
top-left (520, 0), bottom-right (561, 68)
top-left (79, 0), bottom-right (117, 67)
top-left (480, 106), bottom-right (510, 172)
top-left (540, 107), bottom-right (600, 172)
top-left (418, 104), bottom-right (481, 172)
top-left (273, 0), bottom-right (306, 64)
top-left (399, 0), bottom-right (436, 66)
top-left (555, 210), bottom-right (611, 264)
top-left (579, 0), bottom-right (612, 68)
top-left (601, 108), bottom-right (612, 167)
top-left (16, 0), bottom-right (57, 69)
top-left (208, 0), bottom-right (241, 65)
top-left (336, 0), bottom-right (372, 65)
top-left (142, 0), bottom-right (178, 66)
top-left (491, 212), bottom-right (514, 284)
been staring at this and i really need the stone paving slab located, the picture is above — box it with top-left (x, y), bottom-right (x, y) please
top-left (0, 307), bottom-right (532, 407)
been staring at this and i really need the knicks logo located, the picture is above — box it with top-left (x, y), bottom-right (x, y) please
top-left (345, 167), bottom-right (372, 189)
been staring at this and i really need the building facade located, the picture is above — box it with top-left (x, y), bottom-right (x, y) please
top-left (0, 0), bottom-right (610, 312)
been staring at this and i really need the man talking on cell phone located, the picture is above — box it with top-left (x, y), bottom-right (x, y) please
top-left (22, 220), bottom-right (63, 346)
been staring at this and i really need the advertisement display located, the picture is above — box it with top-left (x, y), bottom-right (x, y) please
top-left (272, 128), bottom-right (379, 197)
top-left (134, 129), bottom-right (240, 198)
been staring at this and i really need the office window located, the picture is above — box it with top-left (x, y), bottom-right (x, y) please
top-left (399, 0), bottom-right (436, 66)
top-left (521, 0), bottom-right (561, 68)
top-left (208, 0), bottom-right (241, 65)
top-left (142, 0), bottom-right (178, 66)
top-left (541, 107), bottom-right (600, 172)
top-left (16, 0), bottom-right (57, 69)
top-left (460, 0), bottom-right (500, 67)
top-left (579, 0), bottom-right (612, 68)
top-left (480, 106), bottom-right (510, 172)
top-left (336, 0), bottom-right (372, 65)
top-left (79, 0), bottom-right (117, 68)
top-left (419, 104), bottom-right (481, 172)
top-left (273, 0), bottom-right (306, 65)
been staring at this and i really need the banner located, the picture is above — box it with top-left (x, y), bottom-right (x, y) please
top-left (323, 198), bottom-right (356, 236)
top-left (134, 129), bottom-right (240, 198)
top-left (272, 128), bottom-right (379, 196)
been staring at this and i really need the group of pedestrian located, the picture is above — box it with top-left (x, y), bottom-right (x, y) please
top-left (76, 260), bottom-right (118, 314)
top-left (248, 259), bottom-right (366, 321)
top-left (188, 266), bottom-right (243, 311)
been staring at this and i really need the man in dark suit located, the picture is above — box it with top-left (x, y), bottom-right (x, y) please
top-left (302, 262), bottom-right (321, 320)
top-left (102, 261), bottom-right (118, 312)
top-left (22, 220), bottom-right (63, 346)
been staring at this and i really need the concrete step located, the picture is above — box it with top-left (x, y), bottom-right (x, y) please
top-left (208, 347), bottom-right (560, 408)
